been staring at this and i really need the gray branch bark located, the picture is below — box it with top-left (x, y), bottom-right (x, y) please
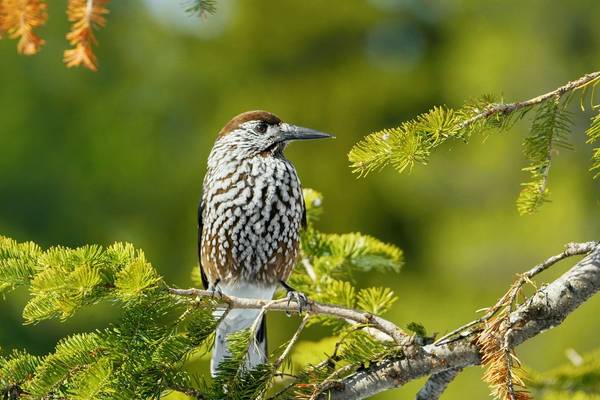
top-left (415, 368), bottom-right (462, 400)
top-left (321, 243), bottom-right (600, 400)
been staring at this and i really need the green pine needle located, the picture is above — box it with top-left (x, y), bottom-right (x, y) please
top-left (350, 79), bottom-right (600, 214)
top-left (27, 332), bottom-right (104, 397)
top-left (0, 236), bottom-right (42, 294)
top-left (302, 231), bottom-right (403, 276)
top-left (184, 0), bottom-right (217, 17)
top-left (348, 124), bottom-right (430, 177)
top-left (586, 112), bottom-right (600, 179)
top-left (67, 357), bottom-right (114, 400)
top-left (114, 256), bottom-right (161, 302)
top-left (516, 98), bottom-right (573, 215)
top-left (357, 287), bottom-right (397, 316)
top-left (339, 330), bottom-right (388, 366)
top-left (0, 350), bottom-right (41, 391)
top-left (348, 103), bottom-right (491, 177)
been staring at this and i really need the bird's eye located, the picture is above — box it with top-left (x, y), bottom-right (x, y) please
top-left (256, 122), bottom-right (268, 133)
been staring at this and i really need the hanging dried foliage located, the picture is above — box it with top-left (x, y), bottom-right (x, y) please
top-left (0, 0), bottom-right (217, 71)
top-left (477, 280), bottom-right (533, 400)
top-left (0, 0), bottom-right (48, 55)
top-left (478, 310), bottom-right (532, 400)
top-left (63, 0), bottom-right (110, 71)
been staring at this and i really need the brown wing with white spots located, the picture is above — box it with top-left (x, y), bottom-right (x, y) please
top-left (197, 201), bottom-right (209, 290)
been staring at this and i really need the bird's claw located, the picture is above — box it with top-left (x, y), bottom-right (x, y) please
top-left (209, 281), bottom-right (223, 298)
top-left (285, 290), bottom-right (308, 317)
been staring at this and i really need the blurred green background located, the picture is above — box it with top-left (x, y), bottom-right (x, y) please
top-left (1, 0), bottom-right (600, 398)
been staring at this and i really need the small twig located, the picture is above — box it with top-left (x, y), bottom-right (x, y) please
top-left (459, 72), bottom-right (600, 130)
top-left (273, 322), bottom-right (384, 399)
top-left (565, 348), bottom-right (584, 367)
top-left (168, 288), bottom-right (408, 344)
top-left (274, 314), bottom-right (311, 370)
top-left (522, 241), bottom-right (598, 278)
top-left (503, 327), bottom-right (518, 400)
top-left (435, 241), bottom-right (598, 345)
top-left (250, 298), bottom-right (284, 334)
top-left (345, 319), bottom-right (393, 342)
top-left (273, 372), bottom-right (298, 379)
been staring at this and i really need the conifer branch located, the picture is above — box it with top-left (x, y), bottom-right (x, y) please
top-left (349, 70), bottom-right (600, 214)
top-left (167, 287), bottom-right (409, 345)
top-left (184, 0), bottom-right (217, 17)
top-left (457, 72), bottom-right (600, 130)
top-left (515, 97), bottom-right (571, 215)
top-left (586, 111), bottom-right (600, 178)
top-left (2, 227), bottom-right (598, 398)
top-left (0, 191), bottom-right (405, 399)
top-left (318, 242), bottom-right (600, 400)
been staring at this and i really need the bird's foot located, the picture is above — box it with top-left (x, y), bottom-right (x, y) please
top-left (208, 279), bottom-right (223, 298)
top-left (280, 280), bottom-right (309, 316)
top-left (286, 290), bottom-right (308, 316)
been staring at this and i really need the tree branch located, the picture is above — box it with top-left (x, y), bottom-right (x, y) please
top-left (168, 241), bottom-right (598, 400)
top-left (167, 287), bottom-right (409, 344)
top-left (436, 241), bottom-right (599, 346)
top-left (416, 368), bottom-right (462, 400)
top-left (319, 242), bottom-right (600, 399)
top-left (459, 71), bottom-right (600, 129)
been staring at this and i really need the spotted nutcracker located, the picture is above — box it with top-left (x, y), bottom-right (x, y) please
top-left (198, 110), bottom-right (332, 375)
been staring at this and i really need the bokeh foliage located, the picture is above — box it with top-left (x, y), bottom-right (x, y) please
top-left (1, 1), bottom-right (600, 398)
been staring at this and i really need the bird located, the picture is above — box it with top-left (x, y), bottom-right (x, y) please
top-left (198, 110), bottom-right (332, 376)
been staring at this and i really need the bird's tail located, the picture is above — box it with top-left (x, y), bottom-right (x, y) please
top-left (211, 308), bottom-right (268, 377)
top-left (210, 284), bottom-right (275, 376)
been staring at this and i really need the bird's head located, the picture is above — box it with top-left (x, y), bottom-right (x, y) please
top-left (211, 110), bottom-right (333, 160)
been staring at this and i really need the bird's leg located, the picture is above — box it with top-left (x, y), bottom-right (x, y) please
top-left (208, 278), bottom-right (223, 298)
top-left (280, 280), bottom-right (308, 316)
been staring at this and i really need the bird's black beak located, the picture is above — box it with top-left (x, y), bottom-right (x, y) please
top-left (279, 123), bottom-right (334, 142)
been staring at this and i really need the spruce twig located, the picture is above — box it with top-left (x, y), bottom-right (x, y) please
top-left (458, 72), bottom-right (600, 130)
top-left (273, 314), bottom-right (311, 371)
